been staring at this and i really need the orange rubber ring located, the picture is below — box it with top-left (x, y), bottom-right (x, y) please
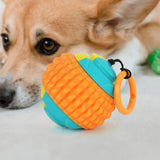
top-left (114, 71), bottom-right (136, 115)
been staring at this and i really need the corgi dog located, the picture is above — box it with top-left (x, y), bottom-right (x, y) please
top-left (0, 0), bottom-right (160, 109)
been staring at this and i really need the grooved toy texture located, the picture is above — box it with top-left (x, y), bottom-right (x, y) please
top-left (42, 53), bottom-right (115, 129)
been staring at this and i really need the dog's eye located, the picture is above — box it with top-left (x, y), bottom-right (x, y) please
top-left (35, 38), bottom-right (60, 56)
top-left (1, 33), bottom-right (10, 52)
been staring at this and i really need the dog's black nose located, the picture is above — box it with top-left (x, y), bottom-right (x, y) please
top-left (0, 88), bottom-right (15, 108)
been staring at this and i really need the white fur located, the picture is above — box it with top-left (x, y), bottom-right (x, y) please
top-left (70, 37), bottom-right (147, 76)
top-left (0, 1), bottom-right (6, 68)
top-left (108, 37), bottom-right (147, 75)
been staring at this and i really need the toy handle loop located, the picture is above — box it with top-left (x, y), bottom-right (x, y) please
top-left (114, 71), bottom-right (137, 115)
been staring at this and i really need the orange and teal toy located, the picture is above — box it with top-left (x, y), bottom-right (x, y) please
top-left (41, 53), bottom-right (136, 130)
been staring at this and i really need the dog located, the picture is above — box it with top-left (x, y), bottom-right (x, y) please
top-left (0, 0), bottom-right (160, 109)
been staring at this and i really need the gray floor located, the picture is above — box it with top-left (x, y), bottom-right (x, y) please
top-left (0, 66), bottom-right (160, 160)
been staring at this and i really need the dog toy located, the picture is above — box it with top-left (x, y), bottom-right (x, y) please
top-left (148, 49), bottom-right (160, 75)
top-left (41, 53), bottom-right (136, 130)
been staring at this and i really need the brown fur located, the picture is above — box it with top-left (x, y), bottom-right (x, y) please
top-left (0, 0), bottom-right (159, 108)
top-left (136, 1), bottom-right (160, 53)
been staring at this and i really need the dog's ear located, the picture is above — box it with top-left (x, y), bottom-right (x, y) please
top-left (88, 0), bottom-right (159, 47)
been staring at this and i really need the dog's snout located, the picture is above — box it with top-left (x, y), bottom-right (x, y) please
top-left (0, 88), bottom-right (15, 108)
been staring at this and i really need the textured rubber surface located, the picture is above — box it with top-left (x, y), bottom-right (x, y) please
top-left (76, 54), bottom-right (116, 97)
top-left (42, 90), bottom-right (82, 129)
top-left (42, 53), bottom-right (115, 129)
